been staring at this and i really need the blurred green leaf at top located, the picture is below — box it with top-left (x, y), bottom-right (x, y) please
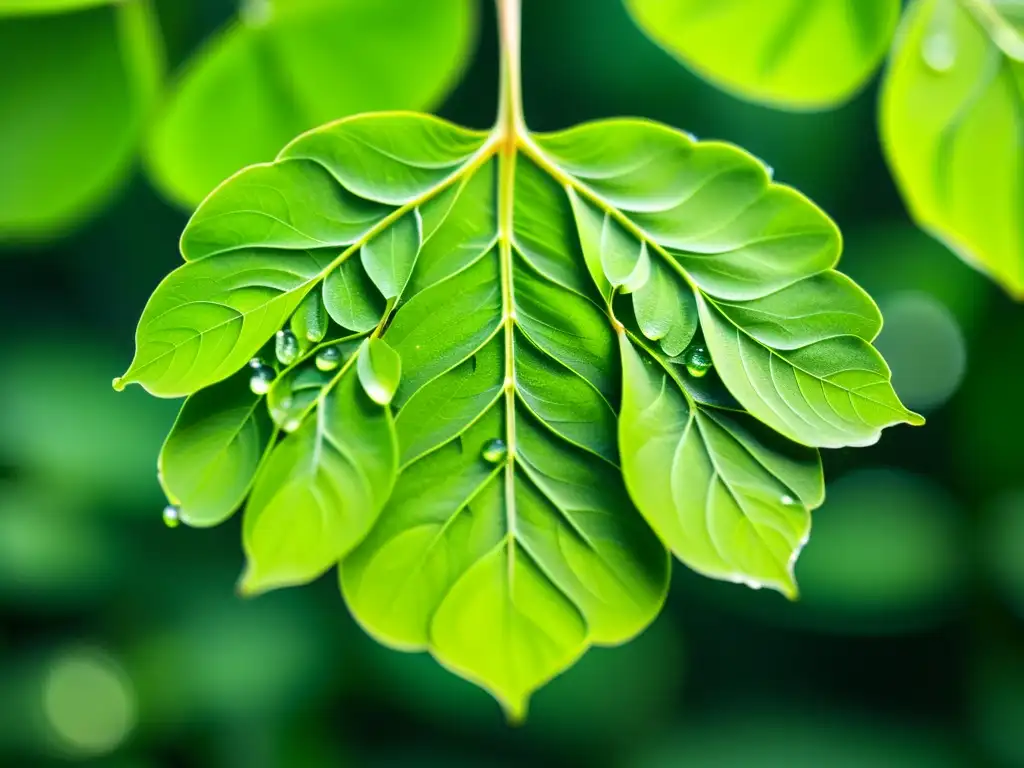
top-left (0, 0), bottom-right (163, 243)
top-left (145, 0), bottom-right (478, 208)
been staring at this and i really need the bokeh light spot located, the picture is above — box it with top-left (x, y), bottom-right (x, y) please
top-left (874, 292), bottom-right (967, 412)
top-left (43, 648), bottom-right (136, 758)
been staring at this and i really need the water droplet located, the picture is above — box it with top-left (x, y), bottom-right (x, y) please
top-left (275, 329), bottom-right (300, 365)
top-left (283, 418), bottom-right (303, 434)
top-left (684, 344), bottom-right (713, 378)
top-left (922, 32), bottom-right (956, 73)
top-left (481, 438), bottom-right (508, 464)
top-left (249, 365), bottom-right (274, 395)
top-left (780, 494), bottom-right (795, 507)
top-left (162, 505), bottom-right (181, 528)
top-left (315, 346), bottom-right (342, 372)
top-left (249, 357), bottom-right (267, 370)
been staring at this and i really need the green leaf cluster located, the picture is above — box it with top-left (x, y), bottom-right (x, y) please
top-left (625, 0), bottom-right (1024, 297)
top-left (118, 111), bottom-right (920, 717)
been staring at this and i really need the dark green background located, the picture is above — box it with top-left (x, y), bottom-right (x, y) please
top-left (1, 1), bottom-right (1022, 765)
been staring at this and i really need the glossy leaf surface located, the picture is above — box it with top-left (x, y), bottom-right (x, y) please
top-left (0, 0), bottom-right (162, 241)
top-left (881, 0), bottom-right (1024, 296)
top-left (146, 0), bottom-right (476, 207)
top-left (120, 112), bottom-right (919, 715)
top-left (625, 0), bottom-right (901, 109)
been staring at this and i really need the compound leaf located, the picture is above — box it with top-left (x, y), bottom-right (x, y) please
top-left (121, 111), bottom-right (920, 715)
top-left (146, 0), bottom-right (477, 207)
top-left (625, 0), bottom-right (901, 110)
top-left (881, 0), bottom-right (1024, 297)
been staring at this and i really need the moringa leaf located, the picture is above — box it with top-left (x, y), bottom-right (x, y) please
top-left (146, 0), bottom-right (477, 208)
top-left (241, 349), bottom-right (398, 595)
top-left (119, 111), bottom-right (919, 715)
top-left (619, 336), bottom-right (821, 598)
top-left (159, 369), bottom-right (275, 528)
top-left (881, 0), bottom-right (1024, 297)
top-left (625, 0), bottom-right (901, 110)
top-left (0, 0), bottom-right (162, 241)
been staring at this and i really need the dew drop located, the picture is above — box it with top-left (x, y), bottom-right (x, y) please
top-left (684, 344), bottom-right (713, 378)
top-left (315, 346), bottom-right (342, 372)
top-left (162, 505), bottom-right (181, 529)
top-left (275, 329), bottom-right (300, 365)
top-left (481, 438), bottom-right (508, 464)
top-left (283, 418), bottom-right (303, 434)
top-left (922, 31), bottom-right (956, 73)
top-left (249, 357), bottom-right (267, 370)
top-left (780, 494), bottom-right (796, 507)
top-left (249, 365), bottom-right (275, 395)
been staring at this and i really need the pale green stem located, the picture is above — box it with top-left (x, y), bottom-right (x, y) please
top-left (496, 0), bottom-right (526, 137)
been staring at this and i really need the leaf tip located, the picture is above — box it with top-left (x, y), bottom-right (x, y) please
top-left (236, 568), bottom-right (266, 599)
top-left (907, 410), bottom-right (926, 427)
top-left (499, 694), bottom-right (529, 726)
top-left (112, 376), bottom-right (127, 392)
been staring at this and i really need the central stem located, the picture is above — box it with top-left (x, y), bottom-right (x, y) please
top-left (495, 0), bottom-right (522, 555)
top-left (496, 0), bottom-right (525, 138)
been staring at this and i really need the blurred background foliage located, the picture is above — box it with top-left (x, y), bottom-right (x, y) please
top-left (0, 0), bottom-right (1021, 765)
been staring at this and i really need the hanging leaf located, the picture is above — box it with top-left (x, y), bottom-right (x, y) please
top-left (881, 0), bottom-right (1024, 297)
top-left (0, 0), bottom-right (162, 241)
top-left (625, 0), bottom-right (901, 110)
top-left (146, 0), bottom-right (477, 208)
top-left (118, 111), bottom-right (920, 716)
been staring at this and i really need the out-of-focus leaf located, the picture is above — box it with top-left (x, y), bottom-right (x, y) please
top-left (881, 0), bottom-right (1024, 297)
top-left (625, 0), bottom-right (900, 110)
top-left (0, 0), bottom-right (113, 14)
top-left (0, 0), bottom-right (162, 241)
top-left (145, 0), bottom-right (477, 208)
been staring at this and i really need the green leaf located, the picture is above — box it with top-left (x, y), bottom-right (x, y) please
top-left (241, 350), bottom-right (398, 595)
top-left (289, 283), bottom-right (328, 344)
top-left (357, 337), bottom-right (402, 406)
top-left (619, 335), bottom-right (820, 598)
top-left (625, 0), bottom-right (901, 110)
top-left (0, 0), bottom-right (113, 15)
top-left (121, 111), bottom-right (918, 714)
top-left (146, 0), bottom-right (477, 208)
top-left (0, 0), bottom-right (162, 241)
top-left (159, 370), bottom-right (275, 528)
top-left (881, 0), bottom-right (1024, 297)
